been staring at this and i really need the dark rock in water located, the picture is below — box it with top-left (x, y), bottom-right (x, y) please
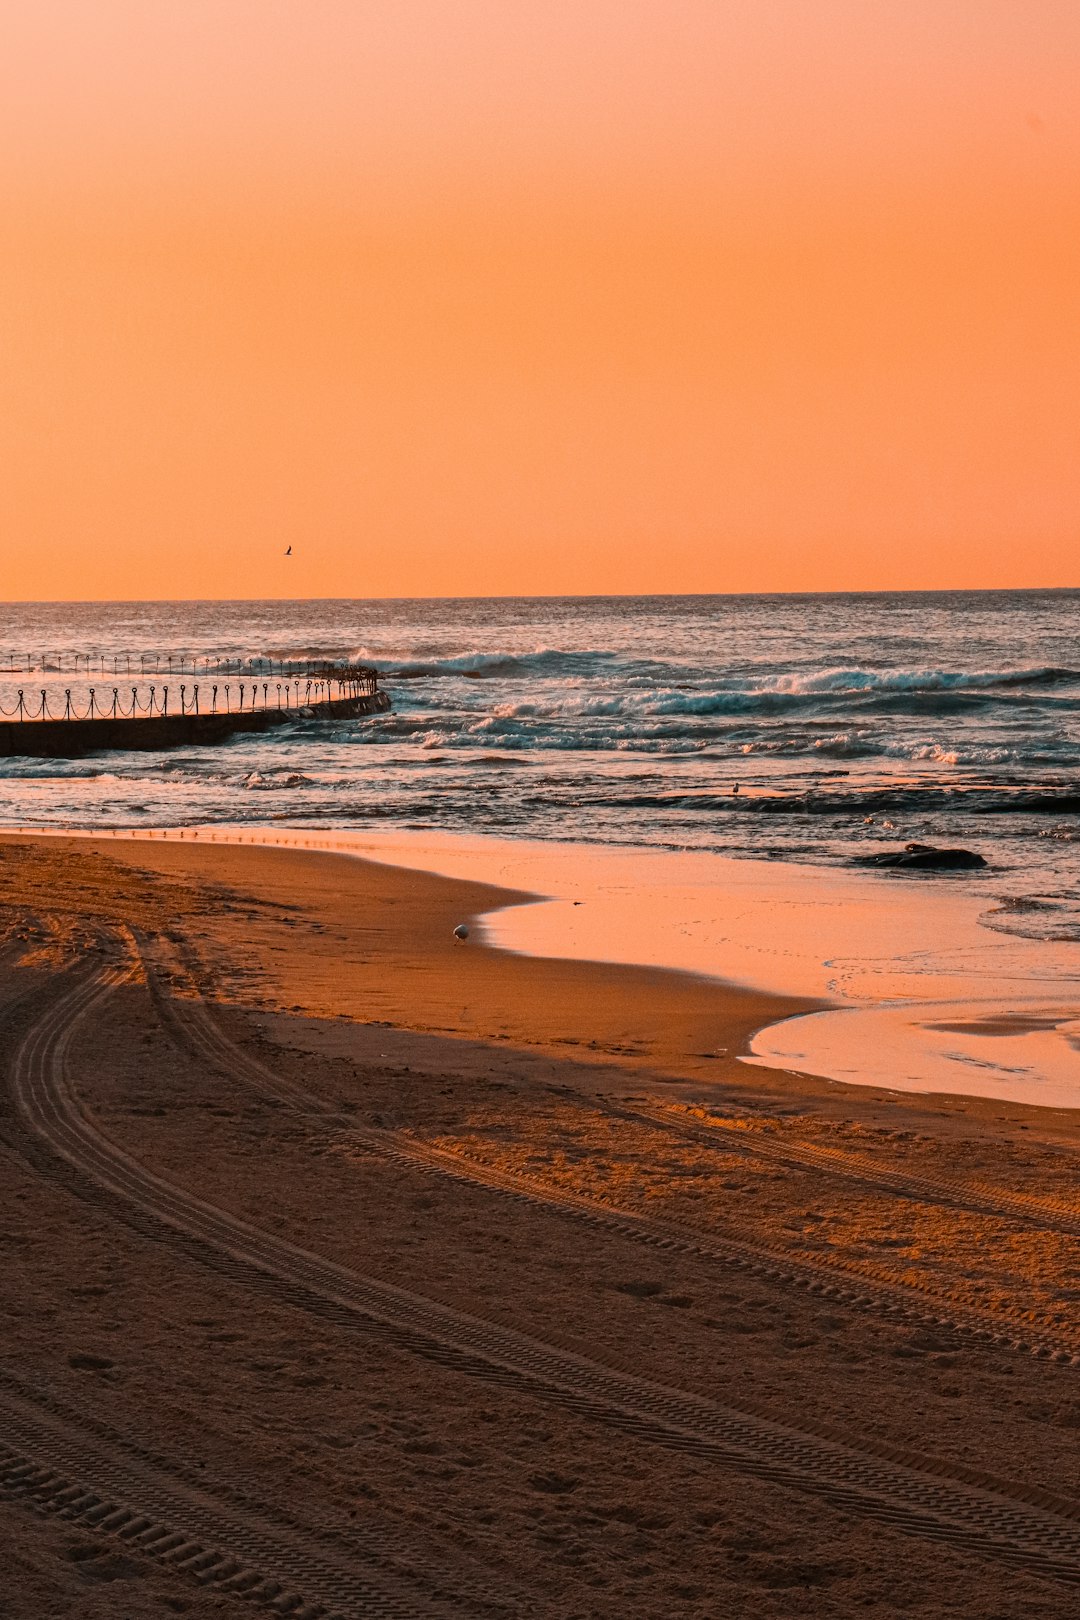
top-left (856, 843), bottom-right (987, 871)
top-left (901, 848), bottom-right (987, 869)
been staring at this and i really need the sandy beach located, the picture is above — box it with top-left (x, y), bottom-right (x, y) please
top-left (1, 830), bottom-right (1079, 1618)
top-left (7, 0), bottom-right (1080, 1609)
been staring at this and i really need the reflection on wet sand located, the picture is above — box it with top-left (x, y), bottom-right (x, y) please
top-left (24, 823), bottom-right (1080, 1109)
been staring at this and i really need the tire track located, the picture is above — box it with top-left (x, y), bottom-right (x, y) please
top-left (0, 1365), bottom-right (510, 1613)
top-left (0, 1369), bottom-right (495, 1620)
top-left (2, 964), bottom-right (518, 1620)
top-left (13, 953), bottom-right (1080, 1591)
top-left (137, 932), bottom-right (1080, 1367)
top-left (616, 1099), bottom-right (1080, 1237)
top-left (342, 1129), bottom-right (1080, 1365)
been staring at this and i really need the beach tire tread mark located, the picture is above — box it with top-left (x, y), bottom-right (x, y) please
top-left (621, 1099), bottom-right (1080, 1235)
top-left (0, 1388), bottom-right (476, 1620)
top-left (1, 960), bottom-right (518, 1620)
top-left (135, 932), bottom-right (1080, 1368)
top-left (8, 952), bottom-right (1080, 1592)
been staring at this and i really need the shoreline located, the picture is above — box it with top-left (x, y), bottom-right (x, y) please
top-left (0, 828), bottom-right (820, 1107)
top-left (4, 822), bottom-right (1080, 1139)
top-left (0, 830), bottom-right (1078, 1616)
top-left (9, 821), bottom-right (1080, 1112)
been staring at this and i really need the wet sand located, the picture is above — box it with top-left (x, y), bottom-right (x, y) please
top-left (0, 831), bottom-right (1078, 1618)
top-left (69, 823), bottom-right (1080, 1107)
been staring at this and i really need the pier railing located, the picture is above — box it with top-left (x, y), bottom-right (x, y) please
top-left (0, 662), bottom-right (379, 724)
top-left (0, 652), bottom-right (372, 680)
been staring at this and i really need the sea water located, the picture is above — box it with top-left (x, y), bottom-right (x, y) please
top-left (4, 592), bottom-right (1080, 1104)
top-left (3, 591), bottom-right (1080, 937)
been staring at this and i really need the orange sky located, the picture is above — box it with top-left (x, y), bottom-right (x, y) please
top-left (2, 1), bottom-right (1078, 600)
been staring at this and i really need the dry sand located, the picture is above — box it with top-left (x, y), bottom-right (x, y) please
top-left (0, 831), bottom-right (1078, 1618)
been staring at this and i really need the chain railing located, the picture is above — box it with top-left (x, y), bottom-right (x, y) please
top-left (0, 665), bottom-right (379, 724)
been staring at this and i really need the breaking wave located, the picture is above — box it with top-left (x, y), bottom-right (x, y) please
top-left (363, 648), bottom-right (1080, 696)
top-left (5, 591), bottom-right (1080, 943)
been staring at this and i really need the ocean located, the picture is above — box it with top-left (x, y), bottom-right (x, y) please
top-left (3, 590), bottom-right (1080, 945)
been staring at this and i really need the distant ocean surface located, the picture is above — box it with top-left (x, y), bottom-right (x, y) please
top-left (4, 592), bottom-right (1080, 944)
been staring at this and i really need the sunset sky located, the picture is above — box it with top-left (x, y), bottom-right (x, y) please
top-left (2, 2), bottom-right (1078, 600)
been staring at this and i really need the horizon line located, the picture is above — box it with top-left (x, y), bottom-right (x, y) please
top-left (4, 584), bottom-right (1080, 609)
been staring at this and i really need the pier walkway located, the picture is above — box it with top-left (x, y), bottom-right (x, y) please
top-left (0, 657), bottom-right (390, 759)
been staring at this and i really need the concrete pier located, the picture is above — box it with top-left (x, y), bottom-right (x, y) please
top-left (0, 689), bottom-right (391, 760)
